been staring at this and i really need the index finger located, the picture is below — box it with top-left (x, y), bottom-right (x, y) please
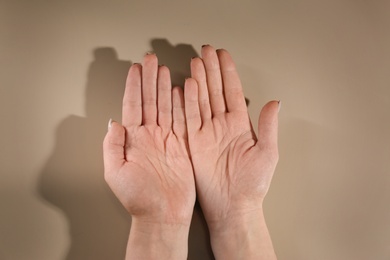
top-left (122, 63), bottom-right (142, 127)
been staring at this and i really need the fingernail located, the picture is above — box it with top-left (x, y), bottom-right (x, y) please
top-left (108, 118), bottom-right (113, 131)
top-left (202, 44), bottom-right (210, 48)
top-left (145, 51), bottom-right (154, 55)
top-left (278, 100), bottom-right (282, 113)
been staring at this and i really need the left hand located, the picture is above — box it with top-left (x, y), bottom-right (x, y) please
top-left (103, 53), bottom-right (196, 226)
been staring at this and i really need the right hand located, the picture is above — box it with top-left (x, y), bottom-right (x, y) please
top-left (184, 45), bottom-right (280, 227)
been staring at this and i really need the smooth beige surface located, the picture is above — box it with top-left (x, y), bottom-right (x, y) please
top-left (1, 1), bottom-right (390, 259)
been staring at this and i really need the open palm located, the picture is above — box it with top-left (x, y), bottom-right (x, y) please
top-left (184, 46), bottom-right (279, 225)
top-left (103, 54), bottom-right (195, 225)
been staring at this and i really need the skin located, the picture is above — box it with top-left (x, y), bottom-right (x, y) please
top-left (103, 53), bottom-right (196, 260)
top-left (184, 45), bottom-right (279, 259)
top-left (103, 46), bottom-right (279, 259)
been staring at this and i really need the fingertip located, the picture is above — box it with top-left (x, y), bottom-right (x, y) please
top-left (142, 51), bottom-right (158, 66)
top-left (190, 56), bottom-right (203, 69)
top-left (128, 63), bottom-right (142, 74)
top-left (158, 64), bottom-right (170, 73)
top-left (261, 100), bottom-right (280, 115)
top-left (191, 56), bottom-right (203, 62)
top-left (185, 77), bottom-right (197, 84)
top-left (257, 100), bottom-right (280, 151)
top-left (201, 44), bottom-right (217, 57)
top-left (278, 100), bottom-right (282, 113)
top-left (104, 120), bottom-right (125, 147)
top-left (190, 57), bottom-right (206, 81)
top-left (216, 48), bottom-right (235, 68)
top-left (260, 100), bottom-right (280, 128)
top-left (173, 85), bottom-right (184, 92)
top-left (107, 118), bottom-right (122, 131)
top-left (126, 63), bottom-right (141, 83)
top-left (108, 118), bottom-right (113, 131)
top-left (216, 48), bottom-right (228, 55)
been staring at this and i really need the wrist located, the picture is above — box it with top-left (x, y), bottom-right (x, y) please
top-left (208, 208), bottom-right (277, 260)
top-left (126, 218), bottom-right (191, 260)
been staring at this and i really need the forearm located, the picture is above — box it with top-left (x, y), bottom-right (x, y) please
top-left (125, 218), bottom-right (190, 260)
top-left (208, 208), bottom-right (277, 260)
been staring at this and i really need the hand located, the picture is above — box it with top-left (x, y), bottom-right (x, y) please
top-left (184, 45), bottom-right (279, 259)
top-left (103, 54), bottom-right (195, 259)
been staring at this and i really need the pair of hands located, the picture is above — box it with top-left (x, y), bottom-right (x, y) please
top-left (103, 45), bottom-right (279, 259)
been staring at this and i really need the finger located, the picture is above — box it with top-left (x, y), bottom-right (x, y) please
top-left (172, 86), bottom-right (186, 138)
top-left (257, 100), bottom-right (280, 157)
top-left (142, 53), bottom-right (158, 125)
top-left (184, 78), bottom-right (202, 135)
top-left (122, 64), bottom-right (142, 127)
top-left (157, 65), bottom-right (172, 130)
top-left (190, 57), bottom-right (212, 121)
top-left (103, 120), bottom-right (126, 181)
top-left (217, 49), bottom-right (247, 113)
top-left (201, 45), bottom-right (226, 115)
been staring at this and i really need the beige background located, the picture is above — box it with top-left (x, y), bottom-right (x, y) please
top-left (1, 0), bottom-right (390, 259)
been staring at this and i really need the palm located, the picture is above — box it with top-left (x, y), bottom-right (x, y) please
top-left (191, 114), bottom-right (266, 220)
top-left (120, 126), bottom-right (194, 221)
top-left (103, 54), bottom-right (195, 225)
top-left (184, 46), bottom-right (279, 223)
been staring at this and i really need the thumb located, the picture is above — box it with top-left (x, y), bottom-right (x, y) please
top-left (103, 119), bottom-right (126, 178)
top-left (256, 100), bottom-right (280, 153)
